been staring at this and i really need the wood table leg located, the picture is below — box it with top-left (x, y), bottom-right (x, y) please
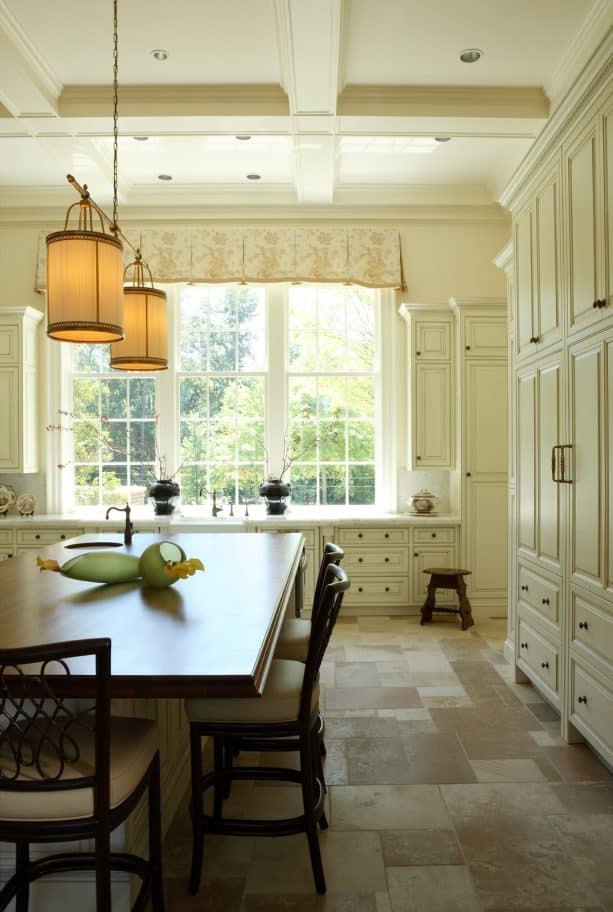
top-left (421, 581), bottom-right (436, 625)
top-left (456, 576), bottom-right (474, 631)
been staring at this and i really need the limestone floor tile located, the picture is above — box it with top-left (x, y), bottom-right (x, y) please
top-left (542, 745), bottom-right (613, 782)
top-left (470, 759), bottom-right (548, 782)
top-left (440, 782), bottom-right (567, 818)
top-left (322, 740), bottom-right (349, 786)
top-left (335, 661), bottom-right (381, 688)
top-left (401, 652), bottom-right (455, 673)
top-left (242, 892), bottom-right (378, 911)
top-left (387, 865), bottom-right (481, 912)
top-left (420, 694), bottom-right (474, 709)
top-left (530, 729), bottom-right (568, 748)
top-left (453, 813), bottom-right (568, 861)
top-left (553, 814), bottom-right (613, 908)
top-left (244, 830), bottom-right (387, 895)
top-left (375, 893), bottom-right (392, 912)
top-left (330, 784), bottom-right (451, 830)
top-left (343, 645), bottom-right (405, 662)
top-left (323, 715), bottom-right (399, 739)
top-left (346, 737), bottom-right (415, 784)
top-left (457, 726), bottom-right (547, 761)
top-left (417, 684), bottom-right (468, 698)
top-left (381, 670), bottom-right (461, 687)
top-left (526, 700), bottom-right (560, 722)
top-left (164, 876), bottom-right (245, 912)
top-left (392, 708), bottom-right (433, 721)
top-left (430, 704), bottom-right (539, 734)
top-left (551, 783), bottom-right (613, 813)
top-left (324, 686), bottom-right (421, 711)
top-left (380, 829), bottom-right (463, 866)
top-left (398, 732), bottom-right (477, 784)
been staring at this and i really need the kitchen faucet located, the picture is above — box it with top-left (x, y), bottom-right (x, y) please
top-left (199, 487), bottom-right (224, 517)
top-left (105, 502), bottom-right (134, 545)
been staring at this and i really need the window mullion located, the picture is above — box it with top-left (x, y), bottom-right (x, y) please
top-left (266, 285), bottom-right (286, 479)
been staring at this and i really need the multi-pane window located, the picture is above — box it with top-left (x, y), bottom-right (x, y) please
top-left (63, 284), bottom-right (379, 511)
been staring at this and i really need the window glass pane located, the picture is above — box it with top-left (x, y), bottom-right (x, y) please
top-left (287, 285), bottom-right (377, 506)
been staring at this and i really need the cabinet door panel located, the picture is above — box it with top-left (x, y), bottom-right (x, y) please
top-left (570, 343), bottom-right (602, 588)
top-left (515, 207), bottom-right (534, 357)
top-left (535, 173), bottom-right (561, 347)
top-left (466, 479), bottom-right (507, 597)
top-left (517, 370), bottom-right (536, 555)
top-left (414, 320), bottom-right (451, 360)
top-left (607, 340), bottom-right (613, 594)
top-left (414, 362), bottom-right (451, 467)
top-left (412, 546), bottom-right (456, 604)
top-left (606, 104), bottom-right (613, 310)
top-left (537, 360), bottom-right (562, 571)
top-left (465, 361), bottom-right (507, 475)
top-left (566, 119), bottom-right (601, 334)
top-left (0, 367), bottom-right (18, 470)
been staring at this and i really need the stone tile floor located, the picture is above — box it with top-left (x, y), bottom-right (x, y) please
top-left (162, 615), bottom-right (613, 911)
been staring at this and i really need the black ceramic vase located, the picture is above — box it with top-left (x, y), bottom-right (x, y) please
top-left (259, 478), bottom-right (291, 515)
top-left (146, 479), bottom-right (181, 515)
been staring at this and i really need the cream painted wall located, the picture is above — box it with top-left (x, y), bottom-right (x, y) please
top-left (0, 217), bottom-right (510, 313)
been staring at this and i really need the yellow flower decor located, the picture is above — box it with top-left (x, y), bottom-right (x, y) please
top-left (38, 541), bottom-right (204, 589)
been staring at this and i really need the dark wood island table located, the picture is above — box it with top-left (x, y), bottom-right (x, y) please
top-left (0, 531), bottom-right (304, 699)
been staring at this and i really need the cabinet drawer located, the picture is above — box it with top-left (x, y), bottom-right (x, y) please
top-left (463, 316), bottom-right (508, 358)
top-left (15, 528), bottom-right (85, 546)
top-left (0, 548), bottom-right (14, 560)
top-left (570, 661), bottom-right (613, 759)
top-left (344, 548), bottom-right (409, 574)
top-left (413, 527), bottom-right (456, 545)
top-left (0, 529), bottom-right (13, 546)
top-left (518, 619), bottom-right (559, 698)
top-left (344, 578), bottom-right (409, 606)
top-left (518, 564), bottom-right (559, 626)
top-left (571, 590), bottom-right (613, 668)
top-left (338, 528), bottom-right (408, 546)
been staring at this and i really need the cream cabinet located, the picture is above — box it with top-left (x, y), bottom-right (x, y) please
top-left (0, 307), bottom-right (43, 473)
top-left (399, 306), bottom-right (454, 470)
top-left (454, 303), bottom-right (508, 607)
top-left (502, 45), bottom-right (613, 767)
top-left (513, 162), bottom-right (562, 361)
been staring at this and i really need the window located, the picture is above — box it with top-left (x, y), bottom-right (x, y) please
top-left (61, 284), bottom-right (380, 511)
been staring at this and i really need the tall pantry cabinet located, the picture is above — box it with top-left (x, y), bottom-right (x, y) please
top-left (500, 41), bottom-right (613, 766)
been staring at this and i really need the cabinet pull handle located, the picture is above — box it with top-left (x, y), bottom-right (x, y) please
top-left (414, 552), bottom-right (419, 558)
top-left (358, 557), bottom-right (363, 563)
top-left (578, 621), bottom-right (588, 630)
top-left (384, 533), bottom-right (389, 539)
top-left (35, 534), bottom-right (40, 540)
top-left (466, 472), bottom-right (471, 477)
top-left (465, 345), bottom-right (471, 350)
top-left (541, 597), bottom-right (550, 605)
top-left (552, 444), bottom-right (573, 484)
top-left (416, 351), bottom-right (421, 356)
top-left (578, 696), bottom-right (588, 704)
top-left (358, 533), bottom-right (363, 538)
top-left (384, 557), bottom-right (390, 562)
top-left (60, 534), bottom-right (66, 540)
top-left (541, 661), bottom-right (549, 669)
top-left (432, 533), bottom-right (437, 538)
top-left (358, 587), bottom-right (363, 593)
top-left (593, 300), bottom-right (599, 309)
top-left (521, 584), bottom-right (528, 591)
top-left (416, 455), bottom-right (422, 461)
top-left (385, 586), bottom-right (390, 592)
top-left (520, 642), bottom-right (528, 649)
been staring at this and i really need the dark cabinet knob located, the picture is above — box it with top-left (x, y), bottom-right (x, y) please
top-left (358, 557), bottom-right (363, 563)
top-left (416, 456), bottom-right (422, 461)
top-left (542, 597), bottom-right (550, 605)
top-left (7, 553), bottom-right (13, 558)
top-left (466, 472), bottom-right (471, 477)
top-left (465, 345), bottom-right (471, 350)
top-left (578, 696), bottom-right (588, 704)
top-left (358, 586), bottom-right (363, 592)
top-left (541, 661), bottom-right (549, 669)
top-left (358, 533), bottom-right (363, 538)
top-left (414, 552), bottom-right (419, 558)
top-left (416, 351), bottom-right (421, 356)
top-left (385, 586), bottom-right (390, 592)
top-left (384, 557), bottom-right (390, 563)
top-left (384, 533), bottom-right (389, 539)
top-left (578, 621), bottom-right (588, 630)
top-left (520, 641), bottom-right (528, 649)
top-left (431, 533), bottom-right (437, 538)
top-left (593, 300), bottom-right (599, 309)
top-left (60, 534), bottom-right (66, 540)
top-left (35, 534), bottom-right (40, 540)
top-left (521, 584), bottom-right (528, 591)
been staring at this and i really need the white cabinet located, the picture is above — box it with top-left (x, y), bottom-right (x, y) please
top-left (514, 162), bottom-right (562, 360)
top-left (399, 306), bottom-right (454, 470)
top-left (0, 307), bottom-right (43, 473)
top-left (503, 54), bottom-right (613, 766)
top-left (453, 301), bottom-right (508, 608)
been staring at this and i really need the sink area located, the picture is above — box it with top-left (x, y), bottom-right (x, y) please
top-left (65, 541), bottom-right (123, 549)
top-left (173, 514), bottom-right (245, 526)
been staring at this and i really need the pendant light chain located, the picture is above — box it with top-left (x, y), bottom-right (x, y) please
top-left (112, 0), bottom-right (119, 235)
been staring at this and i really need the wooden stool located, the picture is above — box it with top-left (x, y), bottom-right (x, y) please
top-left (420, 568), bottom-right (474, 631)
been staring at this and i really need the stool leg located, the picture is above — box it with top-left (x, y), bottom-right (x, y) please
top-left (421, 581), bottom-right (436, 625)
top-left (456, 577), bottom-right (474, 631)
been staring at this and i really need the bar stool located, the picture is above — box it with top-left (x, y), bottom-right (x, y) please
top-left (420, 567), bottom-right (474, 630)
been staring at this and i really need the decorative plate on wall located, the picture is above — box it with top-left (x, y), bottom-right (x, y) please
top-left (16, 493), bottom-right (36, 517)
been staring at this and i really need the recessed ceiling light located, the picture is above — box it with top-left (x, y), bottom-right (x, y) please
top-left (133, 135), bottom-right (149, 141)
top-left (158, 174), bottom-right (172, 181)
top-left (235, 135), bottom-right (252, 141)
top-left (459, 48), bottom-right (483, 63)
top-left (151, 49), bottom-right (168, 61)
top-left (434, 136), bottom-right (451, 142)
top-left (246, 173), bottom-right (261, 180)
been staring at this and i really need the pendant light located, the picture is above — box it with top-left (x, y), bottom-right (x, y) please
top-left (45, 0), bottom-right (124, 344)
top-left (110, 250), bottom-right (168, 371)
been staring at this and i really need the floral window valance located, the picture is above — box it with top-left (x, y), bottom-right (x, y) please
top-left (35, 225), bottom-right (403, 291)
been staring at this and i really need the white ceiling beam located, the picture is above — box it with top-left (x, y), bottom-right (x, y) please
top-left (338, 85), bottom-right (550, 119)
top-left (275, 0), bottom-right (342, 204)
top-left (0, 0), bottom-right (60, 117)
top-left (58, 85), bottom-right (289, 118)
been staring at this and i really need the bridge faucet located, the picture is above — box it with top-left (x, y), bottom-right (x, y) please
top-left (105, 502), bottom-right (134, 545)
top-left (199, 487), bottom-right (224, 518)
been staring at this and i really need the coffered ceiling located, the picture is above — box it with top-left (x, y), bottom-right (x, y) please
top-left (0, 0), bottom-right (610, 218)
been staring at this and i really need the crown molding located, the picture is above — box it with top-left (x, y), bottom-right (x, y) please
top-left (335, 181), bottom-right (495, 207)
top-left (449, 296), bottom-right (507, 309)
top-left (493, 241), bottom-right (513, 276)
top-left (500, 30), bottom-right (612, 210)
top-left (0, 201), bottom-right (509, 226)
top-left (337, 85), bottom-right (549, 119)
top-left (0, 0), bottom-right (62, 100)
top-left (546, 0), bottom-right (613, 107)
top-left (58, 84), bottom-right (290, 117)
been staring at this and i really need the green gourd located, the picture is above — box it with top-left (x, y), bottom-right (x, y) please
top-left (38, 542), bottom-right (204, 588)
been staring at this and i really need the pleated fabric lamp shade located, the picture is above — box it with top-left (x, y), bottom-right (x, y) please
top-left (110, 254), bottom-right (168, 370)
top-left (46, 227), bottom-right (124, 343)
